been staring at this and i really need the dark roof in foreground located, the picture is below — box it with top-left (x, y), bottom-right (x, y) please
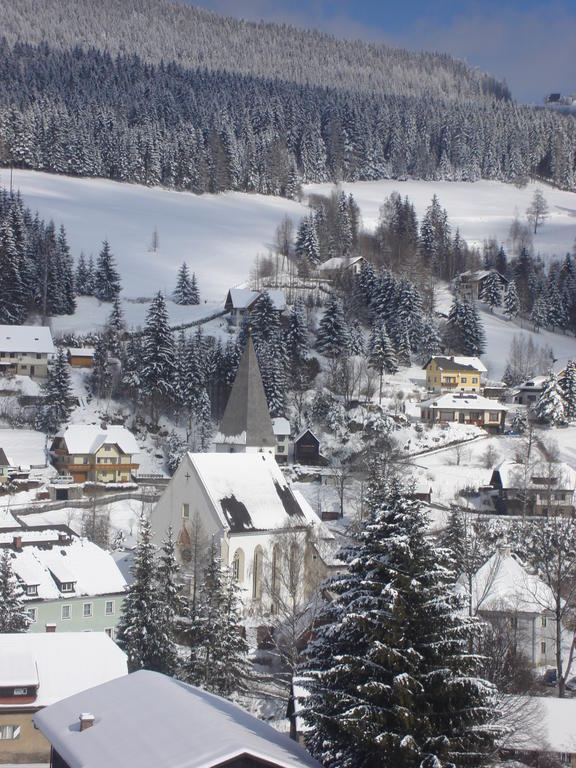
top-left (217, 335), bottom-right (276, 449)
top-left (34, 670), bottom-right (321, 768)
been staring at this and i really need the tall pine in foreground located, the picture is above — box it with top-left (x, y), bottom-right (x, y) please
top-left (38, 347), bottom-right (72, 433)
top-left (0, 549), bottom-right (29, 632)
top-left (300, 475), bottom-right (499, 768)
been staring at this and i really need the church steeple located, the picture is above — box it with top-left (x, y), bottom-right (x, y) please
top-left (215, 336), bottom-right (276, 453)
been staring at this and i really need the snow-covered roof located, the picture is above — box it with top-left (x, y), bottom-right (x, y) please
top-left (266, 289), bottom-right (287, 312)
top-left (493, 460), bottom-right (576, 491)
top-left (226, 287), bottom-right (261, 309)
top-left (424, 355), bottom-right (487, 373)
top-left (10, 539), bottom-right (127, 599)
top-left (0, 428), bottom-right (47, 466)
top-left (54, 424), bottom-right (139, 455)
top-left (272, 417), bottom-right (291, 436)
top-left (0, 528), bottom-right (72, 546)
top-left (34, 670), bottom-right (321, 768)
top-left (515, 376), bottom-right (548, 391)
top-left (318, 256), bottom-right (364, 272)
top-left (189, 452), bottom-right (309, 533)
top-left (0, 325), bottom-right (55, 354)
top-left (466, 548), bottom-right (556, 614)
top-left (503, 695), bottom-right (576, 754)
top-left (421, 393), bottom-right (506, 411)
top-left (459, 269), bottom-right (507, 283)
top-left (0, 633), bottom-right (127, 709)
top-left (0, 649), bottom-right (38, 688)
top-left (68, 347), bottom-right (95, 357)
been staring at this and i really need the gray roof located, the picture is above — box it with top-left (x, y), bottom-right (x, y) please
top-left (34, 670), bottom-right (321, 768)
top-left (217, 336), bottom-right (276, 449)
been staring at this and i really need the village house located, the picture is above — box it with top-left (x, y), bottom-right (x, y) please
top-left (294, 429), bottom-right (322, 465)
top-left (465, 546), bottom-right (558, 668)
top-left (420, 392), bottom-right (506, 432)
top-left (34, 670), bottom-right (322, 768)
top-left (224, 288), bottom-right (286, 326)
top-left (423, 355), bottom-right (487, 393)
top-left (67, 347), bottom-right (95, 368)
top-left (50, 424), bottom-right (140, 483)
top-left (317, 255), bottom-right (366, 278)
top-left (457, 269), bottom-right (508, 302)
top-left (0, 325), bottom-right (56, 379)
top-left (490, 459), bottom-right (576, 515)
top-left (513, 375), bottom-right (547, 406)
top-left (1, 526), bottom-right (127, 636)
top-left (272, 416), bottom-right (291, 464)
top-left (0, 632), bottom-right (127, 764)
top-left (0, 447), bottom-right (12, 484)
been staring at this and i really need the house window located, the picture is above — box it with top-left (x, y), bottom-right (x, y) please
top-left (232, 549), bottom-right (245, 584)
top-left (60, 582), bottom-right (74, 592)
top-left (105, 446), bottom-right (112, 451)
top-left (181, 503), bottom-right (190, 519)
top-left (83, 602), bottom-right (93, 618)
top-left (489, 412), bottom-right (500, 422)
top-left (509, 616), bottom-right (518, 629)
top-left (252, 546), bottom-right (263, 600)
top-left (105, 600), bottom-right (115, 616)
top-left (542, 617), bottom-right (547, 628)
top-left (105, 628), bottom-right (114, 639)
top-left (277, 446), bottom-right (285, 453)
top-left (461, 377), bottom-right (468, 383)
top-left (26, 585), bottom-right (38, 596)
top-left (36, 353), bottom-right (42, 359)
top-left (61, 604), bottom-right (71, 620)
top-left (541, 641), bottom-right (547, 655)
top-left (0, 725), bottom-right (21, 740)
top-left (26, 608), bottom-right (37, 623)
top-left (472, 377), bottom-right (478, 383)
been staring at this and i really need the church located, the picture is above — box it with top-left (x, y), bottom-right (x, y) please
top-left (151, 337), bottom-right (337, 614)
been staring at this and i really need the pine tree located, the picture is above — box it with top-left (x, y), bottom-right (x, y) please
top-left (94, 240), bottom-right (121, 301)
top-left (173, 262), bottom-right (199, 305)
top-left (185, 544), bottom-right (250, 697)
top-left (0, 217), bottom-right (25, 324)
top-left (156, 526), bottom-right (189, 676)
top-left (347, 318), bottom-right (365, 356)
top-left (300, 475), bottom-right (499, 768)
top-left (116, 514), bottom-right (170, 673)
top-left (316, 296), bottom-right (349, 358)
top-left (530, 296), bottom-right (547, 332)
top-left (559, 360), bottom-right (576, 420)
top-left (106, 296), bottom-right (124, 358)
top-left (250, 291), bottom-right (280, 347)
top-left (460, 299), bottom-right (486, 356)
top-left (503, 280), bottom-right (520, 320)
top-left (533, 371), bottom-right (567, 426)
top-left (368, 322), bottom-right (397, 402)
top-left (90, 335), bottom-right (112, 400)
top-left (419, 315), bottom-right (442, 360)
top-left (38, 347), bottom-right (73, 433)
top-left (74, 252), bottom-right (91, 295)
top-left (480, 270), bottom-right (502, 312)
top-left (285, 299), bottom-right (309, 363)
top-left (140, 291), bottom-right (175, 423)
top-left (0, 549), bottom-right (29, 632)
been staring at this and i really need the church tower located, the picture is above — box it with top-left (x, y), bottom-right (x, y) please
top-left (214, 336), bottom-right (276, 454)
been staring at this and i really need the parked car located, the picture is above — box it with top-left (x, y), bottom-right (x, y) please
top-left (564, 676), bottom-right (576, 691)
top-left (543, 668), bottom-right (557, 686)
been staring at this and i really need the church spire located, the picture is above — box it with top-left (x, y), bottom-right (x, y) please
top-left (215, 336), bottom-right (276, 453)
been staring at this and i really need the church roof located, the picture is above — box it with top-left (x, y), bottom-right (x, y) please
top-left (216, 337), bottom-right (276, 450)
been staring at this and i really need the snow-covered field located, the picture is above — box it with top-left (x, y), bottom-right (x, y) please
top-left (6, 169), bottom-right (308, 302)
top-left (306, 178), bottom-right (576, 258)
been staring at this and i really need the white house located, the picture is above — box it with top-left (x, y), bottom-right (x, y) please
top-left (420, 392), bottom-right (507, 432)
top-left (0, 325), bottom-right (55, 379)
top-left (0, 632), bottom-right (127, 764)
top-left (490, 459), bottom-right (576, 515)
top-left (1, 527), bottom-right (127, 635)
top-left (224, 288), bottom-right (286, 325)
top-left (317, 255), bottom-right (366, 277)
top-left (272, 416), bottom-right (291, 464)
top-left (34, 670), bottom-right (322, 768)
top-left (151, 451), bottom-right (336, 614)
top-left (465, 546), bottom-right (558, 667)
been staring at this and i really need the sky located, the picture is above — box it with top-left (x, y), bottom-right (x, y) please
top-left (185, 0), bottom-right (575, 104)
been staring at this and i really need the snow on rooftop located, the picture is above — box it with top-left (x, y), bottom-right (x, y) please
top-left (0, 529), bottom-right (70, 545)
top-left (503, 695), bottom-right (576, 754)
top-left (494, 459), bottom-right (576, 490)
top-left (226, 287), bottom-right (261, 309)
top-left (34, 670), bottom-right (321, 768)
top-left (421, 392), bottom-right (507, 410)
top-left (0, 325), bottom-right (55, 354)
top-left (190, 453), bottom-right (308, 532)
top-left (68, 347), bottom-right (95, 357)
top-left (0, 634), bottom-right (127, 709)
top-left (272, 417), bottom-right (291, 436)
top-left (10, 539), bottom-right (127, 599)
top-left (55, 424), bottom-right (139, 456)
top-left (0, 429), bottom-right (47, 467)
top-left (467, 549), bottom-right (556, 614)
top-left (0, 650), bottom-right (38, 688)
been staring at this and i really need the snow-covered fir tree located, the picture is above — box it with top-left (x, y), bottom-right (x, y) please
top-left (185, 544), bottom-right (250, 697)
top-left (480, 270), bottom-right (502, 311)
top-left (156, 526), bottom-right (189, 677)
top-left (368, 321), bottom-right (397, 401)
top-left (347, 318), bottom-right (365, 355)
top-left (173, 262), bottom-right (200, 305)
top-left (74, 252), bottom-right (92, 295)
top-left (285, 298), bottom-right (309, 363)
top-left (164, 429), bottom-right (187, 475)
top-left (559, 360), bottom-right (576, 420)
top-left (530, 296), bottom-right (547, 332)
top-left (191, 388), bottom-right (213, 451)
top-left (90, 335), bottom-right (112, 400)
top-left (250, 291), bottom-right (280, 346)
top-left (295, 214), bottom-right (320, 266)
top-left (0, 216), bottom-right (25, 324)
top-left (0, 549), bottom-right (29, 632)
top-left (503, 280), bottom-right (520, 320)
top-left (38, 347), bottom-right (72, 433)
top-left (299, 473), bottom-right (500, 768)
top-left (140, 291), bottom-right (175, 423)
top-left (419, 315), bottom-right (442, 360)
top-left (94, 240), bottom-right (121, 301)
top-left (316, 296), bottom-right (349, 358)
top-left (533, 371), bottom-right (567, 426)
top-left (116, 514), bottom-right (170, 673)
top-left (446, 296), bottom-right (485, 356)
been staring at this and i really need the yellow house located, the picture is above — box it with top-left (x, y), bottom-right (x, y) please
top-left (423, 355), bottom-right (487, 393)
top-left (50, 424), bottom-right (139, 484)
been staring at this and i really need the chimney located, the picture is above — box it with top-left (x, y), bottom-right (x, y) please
top-left (79, 713), bottom-right (95, 732)
top-left (13, 535), bottom-right (22, 552)
top-left (58, 532), bottom-right (68, 544)
top-left (45, 623), bottom-right (57, 633)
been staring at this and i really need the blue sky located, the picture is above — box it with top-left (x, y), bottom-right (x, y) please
top-left (186, 0), bottom-right (575, 103)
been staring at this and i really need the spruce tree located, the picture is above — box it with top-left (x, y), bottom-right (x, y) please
top-left (173, 262), bottom-right (199, 305)
top-left (0, 549), bottom-right (29, 632)
top-left (140, 291), bottom-right (175, 423)
top-left (0, 217), bottom-right (25, 324)
top-left (285, 299), bottom-right (309, 363)
top-left (300, 475), bottom-right (499, 768)
top-left (503, 280), bottom-right (520, 320)
top-left (94, 240), bottom-right (121, 301)
top-left (559, 360), bottom-right (576, 420)
top-left (156, 526), bottom-right (189, 676)
top-left (480, 270), bottom-right (502, 312)
top-left (75, 252), bottom-right (90, 295)
top-left (530, 296), bottom-right (547, 332)
top-left (185, 544), bottom-right (250, 697)
top-left (368, 322), bottom-right (397, 401)
top-left (116, 514), bottom-right (169, 673)
top-left (533, 372), bottom-right (567, 426)
top-left (460, 299), bottom-right (486, 356)
top-left (316, 296), bottom-right (349, 358)
top-left (90, 335), bottom-right (112, 400)
top-left (419, 315), bottom-right (442, 360)
top-left (250, 291), bottom-right (280, 346)
top-left (38, 347), bottom-right (73, 433)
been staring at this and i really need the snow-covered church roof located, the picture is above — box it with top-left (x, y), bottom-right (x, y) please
top-left (34, 670), bottom-right (322, 768)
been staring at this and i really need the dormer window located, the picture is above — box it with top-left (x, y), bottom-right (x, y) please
top-left (26, 585), bottom-right (38, 596)
top-left (60, 582), bottom-right (74, 592)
